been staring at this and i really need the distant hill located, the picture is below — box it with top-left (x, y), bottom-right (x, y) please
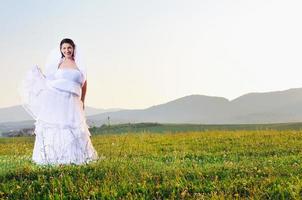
top-left (2, 88), bottom-right (302, 133)
top-left (0, 105), bottom-right (123, 123)
top-left (88, 88), bottom-right (302, 125)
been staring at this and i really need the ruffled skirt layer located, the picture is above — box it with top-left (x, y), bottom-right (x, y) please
top-left (18, 66), bottom-right (99, 165)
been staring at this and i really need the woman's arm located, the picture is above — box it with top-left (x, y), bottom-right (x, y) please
top-left (81, 80), bottom-right (87, 109)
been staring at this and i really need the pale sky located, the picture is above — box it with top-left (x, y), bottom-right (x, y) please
top-left (1, 0), bottom-right (302, 109)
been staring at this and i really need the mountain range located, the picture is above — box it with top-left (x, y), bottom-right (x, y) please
top-left (87, 88), bottom-right (302, 126)
top-left (1, 87), bottom-right (302, 132)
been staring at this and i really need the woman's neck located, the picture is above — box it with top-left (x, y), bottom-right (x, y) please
top-left (63, 57), bottom-right (74, 61)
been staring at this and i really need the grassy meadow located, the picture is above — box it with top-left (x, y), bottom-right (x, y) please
top-left (1, 126), bottom-right (302, 199)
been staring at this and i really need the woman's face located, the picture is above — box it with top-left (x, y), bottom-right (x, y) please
top-left (60, 43), bottom-right (74, 59)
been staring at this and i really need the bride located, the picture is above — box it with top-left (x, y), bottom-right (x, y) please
top-left (19, 38), bottom-right (99, 166)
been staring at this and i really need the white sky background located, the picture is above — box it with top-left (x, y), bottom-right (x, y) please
top-left (1, 0), bottom-right (302, 109)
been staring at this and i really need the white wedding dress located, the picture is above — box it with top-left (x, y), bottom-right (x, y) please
top-left (19, 65), bottom-right (99, 165)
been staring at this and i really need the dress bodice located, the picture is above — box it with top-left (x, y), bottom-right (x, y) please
top-left (55, 68), bottom-right (83, 84)
top-left (47, 68), bottom-right (84, 96)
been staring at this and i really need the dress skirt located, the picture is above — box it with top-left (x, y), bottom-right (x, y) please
top-left (19, 66), bottom-right (99, 165)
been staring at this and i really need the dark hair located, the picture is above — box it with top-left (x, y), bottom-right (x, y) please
top-left (60, 38), bottom-right (76, 58)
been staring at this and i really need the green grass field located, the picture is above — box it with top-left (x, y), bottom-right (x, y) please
top-left (1, 129), bottom-right (302, 199)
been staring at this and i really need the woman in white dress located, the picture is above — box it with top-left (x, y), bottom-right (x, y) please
top-left (19, 38), bottom-right (99, 166)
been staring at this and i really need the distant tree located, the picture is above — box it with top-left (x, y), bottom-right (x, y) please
top-left (107, 116), bottom-right (110, 126)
